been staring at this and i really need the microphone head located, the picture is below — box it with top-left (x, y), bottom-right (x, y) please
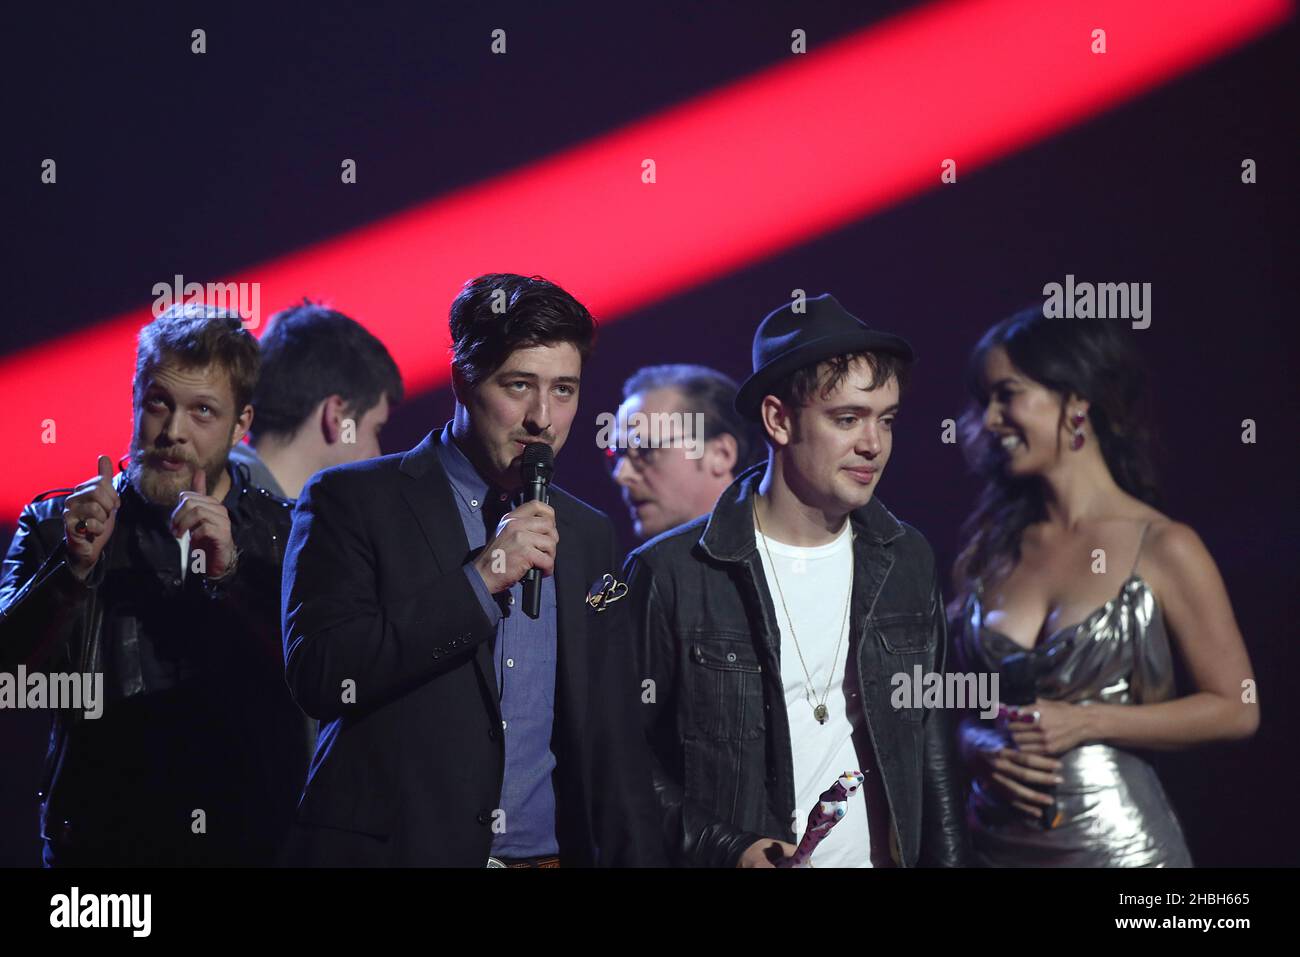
top-left (520, 441), bottom-right (555, 482)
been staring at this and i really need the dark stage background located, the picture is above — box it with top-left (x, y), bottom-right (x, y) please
top-left (2, 2), bottom-right (1296, 867)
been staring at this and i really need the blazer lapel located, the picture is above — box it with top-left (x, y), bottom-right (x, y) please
top-left (398, 427), bottom-right (502, 719)
top-left (398, 430), bottom-right (466, 575)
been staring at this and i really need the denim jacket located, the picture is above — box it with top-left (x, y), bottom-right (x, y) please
top-left (622, 463), bottom-right (971, 867)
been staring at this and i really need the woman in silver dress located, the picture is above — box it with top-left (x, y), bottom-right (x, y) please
top-left (949, 307), bottom-right (1258, 866)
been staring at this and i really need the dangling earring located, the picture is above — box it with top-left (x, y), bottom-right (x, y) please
top-left (1069, 410), bottom-right (1087, 450)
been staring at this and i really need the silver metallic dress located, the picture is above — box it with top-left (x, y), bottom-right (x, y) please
top-left (957, 528), bottom-right (1194, 867)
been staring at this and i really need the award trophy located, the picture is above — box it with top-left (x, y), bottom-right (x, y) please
top-left (778, 771), bottom-right (866, 868)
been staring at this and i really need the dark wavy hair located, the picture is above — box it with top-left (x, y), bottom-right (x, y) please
top-left (250, 299), bottom-right (404, 442)
top-left (949, 306), bottom-right (1162, 615)
top-left (449, 273), bottom-right (596, 384)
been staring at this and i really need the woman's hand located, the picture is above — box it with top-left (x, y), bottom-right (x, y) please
top-left (964, 719), bottom-right (1065, 821)
top-left (1006, 699), bottom-right (1097, 756)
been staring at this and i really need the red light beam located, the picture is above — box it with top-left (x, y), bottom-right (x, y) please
top-left (1, 0), bottom-right (1288, 517)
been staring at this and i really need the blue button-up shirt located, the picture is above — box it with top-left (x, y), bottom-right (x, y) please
top-left (434, 423), bottom-right (559, 858)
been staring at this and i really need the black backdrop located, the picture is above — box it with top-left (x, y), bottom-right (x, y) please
top-left (2, 1), bottom-right (1296, 867)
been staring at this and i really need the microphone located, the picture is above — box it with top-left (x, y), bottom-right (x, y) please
top-left (999, 639), bottom-right (1074, 830)
top-left (520, 442), bottom-right (554, 619)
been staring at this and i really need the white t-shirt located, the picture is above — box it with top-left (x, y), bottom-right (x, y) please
top-left (755, 520), bottom-right (891, 867)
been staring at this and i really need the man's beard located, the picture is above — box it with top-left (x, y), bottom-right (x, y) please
top-left (127, 441), bottom-right (229, 511)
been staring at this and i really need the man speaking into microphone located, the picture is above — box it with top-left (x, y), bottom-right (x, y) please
top-left (280, 273), bottom-right (664, 867)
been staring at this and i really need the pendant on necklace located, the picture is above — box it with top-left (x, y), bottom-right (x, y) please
top-left (814, 704), bottom-right (829, 724)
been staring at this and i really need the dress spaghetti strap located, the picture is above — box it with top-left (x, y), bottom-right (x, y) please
top-left (1130, 521), bottom-right (1153, 576)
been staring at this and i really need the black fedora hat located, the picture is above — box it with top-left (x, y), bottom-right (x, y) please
top-left (734, 293), bottom-right (915, 421)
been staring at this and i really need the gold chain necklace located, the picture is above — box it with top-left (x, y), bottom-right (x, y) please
top-left (753, 496), bottom-right (853, 725)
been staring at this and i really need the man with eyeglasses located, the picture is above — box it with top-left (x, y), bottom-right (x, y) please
top-left (607, 365), bottom-right (763, 541)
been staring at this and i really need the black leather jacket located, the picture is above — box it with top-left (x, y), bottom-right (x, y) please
top-left (622, 463), bottom-right (971, 867)
top-left (0, 464), bottom-right (308, 863)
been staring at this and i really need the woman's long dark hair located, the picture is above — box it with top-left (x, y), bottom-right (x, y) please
top-left (949, 306), bottom-right (1162, 617)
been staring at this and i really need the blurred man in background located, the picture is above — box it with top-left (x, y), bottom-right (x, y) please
top-left (230, 299), bottom-right (403, 500)
top-left (609, 364), bottom-right (762, 540)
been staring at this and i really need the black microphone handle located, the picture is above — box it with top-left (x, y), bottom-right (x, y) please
top-left (522, 478), bottom-right (549, 619)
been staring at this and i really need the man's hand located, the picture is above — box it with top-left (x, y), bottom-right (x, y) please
top-left (471, 500), bottom-right (558, 594)
top-left (63, 454), bottom-right (121, 581)
top-left (170, 467), bottom-right (238, 579)
top-left (737, 838), bottom-right (797, 868)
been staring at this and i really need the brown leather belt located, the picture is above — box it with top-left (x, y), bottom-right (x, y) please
top-left (487, 855), bottom-right (561, 868)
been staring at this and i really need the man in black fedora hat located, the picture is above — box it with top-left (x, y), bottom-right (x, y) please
top-left (620, 292), bottom-right (970, 867)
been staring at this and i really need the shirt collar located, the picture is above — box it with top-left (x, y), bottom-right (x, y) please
top-left (436, 420), bottom-right (510, 515)
top-left (228, 441), bottom-right (287, 499)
